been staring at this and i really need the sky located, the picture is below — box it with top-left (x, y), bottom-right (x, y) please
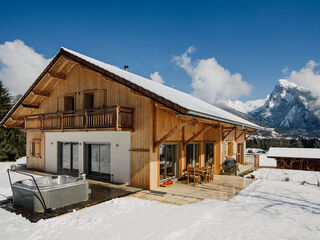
top-left (0, 0), bottom-right (320, 104)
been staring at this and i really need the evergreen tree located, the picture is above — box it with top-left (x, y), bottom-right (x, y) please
top-left (0, 81), bottom-right (25, 161)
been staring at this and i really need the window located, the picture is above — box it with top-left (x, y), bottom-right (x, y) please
top-left (64, 95), bottom-right (75, 112)
top-left (186, 143), bottom-right (200, 167)
top-left (205, 143), bottom-right (214, 166)
top-left (227, 142), bottom-right (234, 157)
top-left (58, 142), bottom-right (79, 174)
top-left (31, 139), bottom-right (41, 157)
top-left (84, 92), bottom-right (94, 110)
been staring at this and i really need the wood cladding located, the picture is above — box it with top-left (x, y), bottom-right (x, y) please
top-left (19, 56), bottom-right (251, 190)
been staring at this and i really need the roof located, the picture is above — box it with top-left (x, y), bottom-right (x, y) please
top-left (267, 147), bottom-right (320, 159)
top-left (1, 47), bottom-right (262, 130)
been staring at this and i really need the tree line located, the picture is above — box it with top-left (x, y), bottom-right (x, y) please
top-left (0, 81), bottom-right (25, 161)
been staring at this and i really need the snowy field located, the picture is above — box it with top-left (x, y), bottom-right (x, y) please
top-left (259, 154), bottom-right (277, 167)
top-left (0, 159), bottom-right (320, 239)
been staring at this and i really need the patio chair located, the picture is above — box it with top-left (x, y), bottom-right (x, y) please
top-left (187, 165), bottom-right (201, 185)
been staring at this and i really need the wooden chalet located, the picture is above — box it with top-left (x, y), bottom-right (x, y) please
top-left (268, 147), bottom-right (320, 171)
top-left (0, 48), bottom-right (262, 189)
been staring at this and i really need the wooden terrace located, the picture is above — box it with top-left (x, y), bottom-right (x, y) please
top-left (24, 106), bottom-right (134, 131)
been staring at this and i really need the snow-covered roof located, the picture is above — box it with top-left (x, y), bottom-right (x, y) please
top-left (267, 147), bottom-right (320, 159)
top-left (61, 48), bottom-right (261, 129)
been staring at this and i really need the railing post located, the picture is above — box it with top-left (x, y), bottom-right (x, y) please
top-left (41, 115), bottom-right (44, 130)
top-left (24, 116), bottom-right (27, 130)
top-left (115, 105), bottom-right (120, 130)
top-left (61, 113), bottom-right (64, 131)
top-left (85, 110), bottom-right (88, 130)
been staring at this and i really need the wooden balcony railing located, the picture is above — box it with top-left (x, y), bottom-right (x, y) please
top-left (24, 106), bottom-right (134, 131)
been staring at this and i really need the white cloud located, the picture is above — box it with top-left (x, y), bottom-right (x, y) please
top-left (172, 47), bottom-right (252, 103)
top-left (0, 40), bottom-right (51, 95)
top-left (150, 71), bottom-right (164, 84)
top-left (286, 60), bottom-right (320, 98)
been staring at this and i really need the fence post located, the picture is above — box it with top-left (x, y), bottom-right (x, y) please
top-left (254, 154), bottom-right (259, 167)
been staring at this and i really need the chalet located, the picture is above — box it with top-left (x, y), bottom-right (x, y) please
top-left (0, 48), bottom-right (262, 189)
top-left (268, 147), bottom-right (320, 171)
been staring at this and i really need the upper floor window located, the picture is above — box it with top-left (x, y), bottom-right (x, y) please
top-left (64, 95), bottom-right (75, 112)
top-left (84, 92), bottom-right (94, 110)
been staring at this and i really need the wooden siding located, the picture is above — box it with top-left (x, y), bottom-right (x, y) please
top-left (20, 57), bottom-right (253, 189)
top-left (26, 131), bottom-right (45, 170)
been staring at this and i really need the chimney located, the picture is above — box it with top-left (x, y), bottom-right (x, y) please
top-left (124, 65), bottom-right (129, 71)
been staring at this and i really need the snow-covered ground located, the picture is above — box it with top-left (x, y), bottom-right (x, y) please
top-left (259, 154), bottom-right (277, 167)
top-left (1, 159), bottom-right (320, 239)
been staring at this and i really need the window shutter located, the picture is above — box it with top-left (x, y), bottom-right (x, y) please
top-left (95, 89), bottom-right (106, 108)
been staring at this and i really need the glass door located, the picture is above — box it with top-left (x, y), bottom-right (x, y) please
top-left (86, 143), bottom-right (111, 178)
top-left (186, 143), bottom-right (200, 167)
top-left (59, 142), bottom-right (79, 175)
top-left (160, 144), bottom-right (177, 181)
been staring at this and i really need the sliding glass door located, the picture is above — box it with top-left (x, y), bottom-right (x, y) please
top-left (85, 143), bottom-right (111, 178)
top-left (58, 142), bottom-right (79, 175)
top-left (186, 143), bottom-right (200, 167)
top-left (160, 144), bottom-right (177, 181)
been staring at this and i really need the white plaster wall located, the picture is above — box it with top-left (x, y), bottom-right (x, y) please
top-left (45, 131), bottom-right (130, 184)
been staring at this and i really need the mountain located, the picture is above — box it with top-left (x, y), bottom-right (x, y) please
top-left (222, 79), bottom-right (320, 137)
top-left (222, 97), bottom-right (267, 114)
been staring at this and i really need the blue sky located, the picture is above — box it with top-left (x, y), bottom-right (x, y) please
top-left (0, 0), bottom-right (320, 101)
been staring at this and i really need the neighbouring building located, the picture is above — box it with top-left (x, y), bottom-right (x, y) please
top-left (0, 48), bottom-right (262, 189)
top-left (267, 147), bottom-right (320, 171)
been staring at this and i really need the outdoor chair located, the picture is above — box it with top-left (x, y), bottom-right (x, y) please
top-left (187, 165), bottom-right (201, 184)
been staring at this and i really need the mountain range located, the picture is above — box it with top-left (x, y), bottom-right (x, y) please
top-left (220, 79), bottom-right (320, 137)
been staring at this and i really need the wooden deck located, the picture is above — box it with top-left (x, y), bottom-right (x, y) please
top-left (132, 175), bottom-right (254, 205)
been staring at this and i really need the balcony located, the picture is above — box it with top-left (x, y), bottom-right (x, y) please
top-left (24, 106), bottom-right (134, 131)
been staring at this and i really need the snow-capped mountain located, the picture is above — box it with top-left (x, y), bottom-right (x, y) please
top-left (222, 97), bottom-right (267, 114)
top-left (251, 79), bottom-right (320, 132)
top-left (222, 79), bottom-right (320, 136)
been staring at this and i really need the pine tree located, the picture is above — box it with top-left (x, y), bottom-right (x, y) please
top-left (0, 81), bottom-right (25, 161)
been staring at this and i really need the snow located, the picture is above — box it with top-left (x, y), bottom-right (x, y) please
top-left (61, 48), bottom-right (261, 130)
top-left (268, 147), bottom-right (320, 159)
top-left (222, 98), bottom-right (266, 114)
top-left (259, 154), bottom-right (277, 167)
top-left (248, 168), bottom-right (320, 185)
top-left (0, 157), bottom-right (32, 201)
top-left (1, 159), bottom-right (320, 239)
top-left (278, 79), bottom-right (300, 90)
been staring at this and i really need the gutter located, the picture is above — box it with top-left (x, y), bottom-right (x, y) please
top-left (187, 110), bottom-right (264, 131)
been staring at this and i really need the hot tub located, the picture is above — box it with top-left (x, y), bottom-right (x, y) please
top-left (12, 175), bottom-right (89, 213)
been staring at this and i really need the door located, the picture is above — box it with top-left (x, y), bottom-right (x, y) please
top-left (160, 144), bottom-right (177, 181)
top-left (186, 143), bottom-right (200, 167)
top-left (59, 142), bottom-right (79, 175)
top-left (86, 143), bottom-right (111, 178)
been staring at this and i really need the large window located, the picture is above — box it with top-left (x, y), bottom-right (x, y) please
top-left (186, 143), bottom-right (200, 167)
top-left (64, 95), bottom-right (75, 112)
top-left (85, 143), bottom-right (111, 178)
top-left (160, 144), bottom-right (177, 181)
top-left (205, 143), bottom-right (214, 166)
top-left (58, 142), bottom-right (79, 174)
